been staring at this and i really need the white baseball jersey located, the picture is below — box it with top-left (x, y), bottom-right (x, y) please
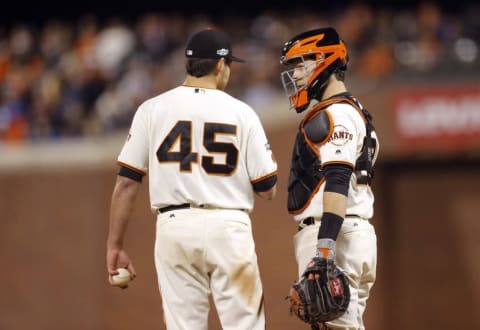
top-left (293, 101), bottom-right (380, 222)
top-left (117, 85), bottom-right (277, 213)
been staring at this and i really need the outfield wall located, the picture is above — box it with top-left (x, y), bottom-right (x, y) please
top-left (1, 82), bottom-right (480, 330)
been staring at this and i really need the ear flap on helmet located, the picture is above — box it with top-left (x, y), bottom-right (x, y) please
top-left (308, 58), bottom-right (346, 101)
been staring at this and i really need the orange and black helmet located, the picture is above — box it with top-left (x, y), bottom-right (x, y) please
top-left (280, 27), bottom-right (348, 113)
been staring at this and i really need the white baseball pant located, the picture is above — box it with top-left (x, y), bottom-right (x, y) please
top-left (294, 216), bottom-right (377, 330)
top-left (154, 207), bottom-right (265, 330)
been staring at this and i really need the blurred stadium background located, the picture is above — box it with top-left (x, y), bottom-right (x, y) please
top-left (1, 1), bottom-right (479, 329)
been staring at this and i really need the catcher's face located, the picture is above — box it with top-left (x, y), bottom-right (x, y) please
top-left (280, 56), bottom-right (317, 111)
top-left (293, 58), bottom-right (317, 88)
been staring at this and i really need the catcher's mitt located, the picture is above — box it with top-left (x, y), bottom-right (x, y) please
top-left (287, 257), bottom-right (350, 328)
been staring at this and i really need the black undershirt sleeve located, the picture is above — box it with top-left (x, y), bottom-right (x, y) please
top-left (318, 212), bottom-right (344, 240)
top-left (118, 166), bottom-right (144, 182)
top-left (323, 163), bottom-right (353, 196)
top-left (252, 174), bottom-right (278, 192)
top-left (318, 164), bottom-right (353, 240)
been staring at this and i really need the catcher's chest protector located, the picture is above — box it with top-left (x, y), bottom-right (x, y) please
top-left (287, 95), bottom-right (376, 214)
top-left (287, 129), bottom-right (324, 214)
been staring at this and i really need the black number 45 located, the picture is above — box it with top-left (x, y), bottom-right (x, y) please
top-left (156, 121), bottom-right (238, 175)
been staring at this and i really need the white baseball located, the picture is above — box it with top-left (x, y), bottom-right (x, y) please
top-left (112, 268), bottom-right (131, 286)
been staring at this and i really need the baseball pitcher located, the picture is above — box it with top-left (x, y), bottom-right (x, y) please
top-left (106, 28), bottom-right (278, 330)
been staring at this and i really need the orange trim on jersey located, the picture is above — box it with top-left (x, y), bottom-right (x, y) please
top-left (321, 160), bottom-right (355, 169)
top-left (319, 96), bottom-right (368, 123)
top-left (117, 161), bottom-right (147, 176)
top-left (251, 170), bottom-right (278, 184)
top-left (288, 177), bottom-right (326, 215)
top-left (304, 101), bottom-right (332, 120)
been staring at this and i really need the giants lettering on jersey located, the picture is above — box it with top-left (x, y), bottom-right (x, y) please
top-left (329, 125), bottom-right (353, 146)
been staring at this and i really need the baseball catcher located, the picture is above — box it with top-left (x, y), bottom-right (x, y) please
top-left (280, 26), bottom-right (378, 329)
top-left (287, 239), bottom-right (350, 330)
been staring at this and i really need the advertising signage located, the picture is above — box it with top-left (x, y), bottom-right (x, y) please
top-left (391, 85), bottom-right (480, 152)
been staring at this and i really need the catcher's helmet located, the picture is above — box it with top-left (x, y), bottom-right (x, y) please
top-left (280, 27), bottom-right (348, 113)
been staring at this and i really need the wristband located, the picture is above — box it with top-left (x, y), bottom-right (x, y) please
top-left (317, 212), bottom-right (344, 240)
top-left (316, 238), bottom-right (336, 259)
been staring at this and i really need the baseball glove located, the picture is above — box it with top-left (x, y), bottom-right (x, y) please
top-left (287, 257), bottom-right (350, 328)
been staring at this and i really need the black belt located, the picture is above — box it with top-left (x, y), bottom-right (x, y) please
top-left (158, 203), bottom-right (190, 213)
top-left (302, 217), bottom-right (316, 226)
top-left (297, 217), bottom-right (316, 231)
top-left (158, 203), bottom-right (248, 214)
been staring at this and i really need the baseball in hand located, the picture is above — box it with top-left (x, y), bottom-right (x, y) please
top-left (112, 268), bottom-right (131, 286)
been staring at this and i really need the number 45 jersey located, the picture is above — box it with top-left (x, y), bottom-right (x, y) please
top-left (117, 86), bottom-right (278, 213)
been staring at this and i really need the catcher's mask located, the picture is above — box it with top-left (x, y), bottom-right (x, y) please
top-left (280, 27), bottom-right (348, 113)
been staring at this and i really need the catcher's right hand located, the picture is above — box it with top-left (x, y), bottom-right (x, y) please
top-left (287, 257), bottom-right (350, 328)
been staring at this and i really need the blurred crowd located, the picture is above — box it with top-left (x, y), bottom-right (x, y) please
top-left (0, 1), bottom-right (479, 142)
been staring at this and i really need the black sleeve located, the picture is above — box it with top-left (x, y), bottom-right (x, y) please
top-left (323, 163), bottom-right (353, 196)
top-left (118, 166), bottom-right (145, 182)
top-left (252, 174), bottom-right (278, 192)
top-left (318, 212), bottom-right (344, 240)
